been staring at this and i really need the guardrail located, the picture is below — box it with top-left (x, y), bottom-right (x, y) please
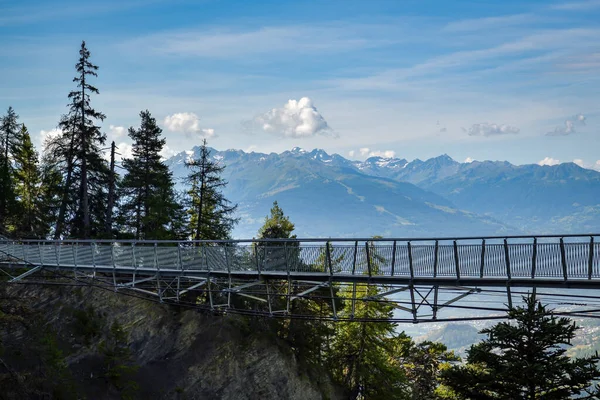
top-left (1, 235), bottom-right (598, 280)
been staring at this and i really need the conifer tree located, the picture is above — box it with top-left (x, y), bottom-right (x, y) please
top-left (0, 106), bottom-right (20, 232)
top-left (328, 240), bottom-right (409, 399)
top-left (12, 125), bottom-right (47, 237)
top-left (118, 110), bottom-right (184, 240)
top-left (47, 41), bottom-right (110, 238)
top-left (441, 295), bottom-right (600, 399)
top-left (185, 139), bottom-right (238, 240)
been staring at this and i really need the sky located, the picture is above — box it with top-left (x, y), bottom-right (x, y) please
top-left (1, 0), bottom-right (599, 168)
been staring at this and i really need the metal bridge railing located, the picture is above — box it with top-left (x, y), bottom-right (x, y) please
top-left (1, 234), bottom-right (599, 280)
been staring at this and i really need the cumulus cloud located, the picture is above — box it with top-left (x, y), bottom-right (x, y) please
top-left (464, 157), bottom-right (475, 163)
top-left (39, 128), bottom-right (62, 144)
top-left (595, 160), bottom-right (600, 171)
top-left (353, 147), bottom-right (395, 158)
top-left (573, 159), bottom-right (585, 167)
top-left (109, 125), bottom-right (127, 138)
top-left (467, 123), bottom-right (520, 137)
top-left (248, 97), bottom-right (334, 138)
top-left (368, 150), bottom-right (396, 158)
top-left (538, 157), bottom-right (561, 166)
top-left (159, 144), bottom-right (178, 160)
top-left (164, 112), bottom-right (216, 138)
top-left (546, 113), bottom-right (586, 136)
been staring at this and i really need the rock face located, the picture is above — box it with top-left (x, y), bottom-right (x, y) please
top-left (0, 284), bottom-right (342, 399)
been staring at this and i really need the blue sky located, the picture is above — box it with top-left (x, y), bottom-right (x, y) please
top-left (1, 0), bottom-right (599, 168)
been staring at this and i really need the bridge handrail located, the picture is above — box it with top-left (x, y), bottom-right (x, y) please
top-left (0, 233), bottom-right (598, 245)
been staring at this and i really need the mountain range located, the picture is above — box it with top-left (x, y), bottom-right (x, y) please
top-left (165, 147), bottom-right (600, 239)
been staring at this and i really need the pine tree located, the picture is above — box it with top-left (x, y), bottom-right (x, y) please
top-left (256, 201), bottom-right (296, 240)
top-left (11, 125), bottom-right (48, 238)
top-left (47, 41), bottom-right (110, 238)
top-left (441, 294), bottom-right (600, 399)
top-left (0, 107), bottom-right (20, 232)
top-left (393, 338), bottom-right (459, 400)
top-left (328, 240), bottom-right (409, 399)
top-left (185, 139), bottom-right (238, 240)
top-left (118, 110), bottom-right (185, 240)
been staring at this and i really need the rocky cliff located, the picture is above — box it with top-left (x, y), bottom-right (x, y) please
top-left (0, 283), bottom-right (342, 399)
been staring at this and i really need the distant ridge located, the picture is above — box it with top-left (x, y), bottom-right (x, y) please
top-left (165, 147), bottom-right (600, 237)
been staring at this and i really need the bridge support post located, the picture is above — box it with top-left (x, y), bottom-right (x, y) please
top-left (589, 237), bottom-right (595, 280)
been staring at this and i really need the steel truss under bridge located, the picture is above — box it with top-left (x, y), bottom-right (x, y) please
top-left (1, 234), bottom-right (600, 323)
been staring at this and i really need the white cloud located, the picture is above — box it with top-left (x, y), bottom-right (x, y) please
top-left (160, 144), bottom-right (177, 160)
top-left (109, 125), bottom-right (127, 138)
top-left (538, 157), bottom-right (561, 166)
top-left (164, 112), bottom-right (216, 138)
top-left (249, 97), bottom-right (333, 138)
top-left (348, 150), bottom-right (355, 157)
top-left (550, 0), bottom-right (600, 10)
top-left (464, 157), bottom-right (475, 163)
top-left (39, 128), bottom-right (62, 145)
top-left (595, 160), bottom-right (600, 171)
top-left (359, 147), bottom-right (370, 156)
top-left (467, 123), bottom-right (520, 137)
top-left (546, 113), bottom-right (586, 136)
top-left (114, 142), bottom-right (134, 161)
top-left (368, 150), bottom-right (396, 158)
top-left (573, 159), bottom-right (585, 167)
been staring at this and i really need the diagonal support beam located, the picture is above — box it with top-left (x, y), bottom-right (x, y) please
top-left (9, 266), bottom-right (43, 282)
top-left (291, 282), bottom-right (329, 301)
top-left (116, 275), bottom-right (157, 288)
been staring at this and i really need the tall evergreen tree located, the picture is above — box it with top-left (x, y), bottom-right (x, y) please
top-left (441, 295), bottom-right (600, 399)
top-left (118, 110), bottom-right (184, 240)
top-left (328, 240), bottom-right (409, 399)
top-left (47, 41), bottom-right (110, 238)
top-left (256, 201), bottom-right (296, 241)
top-left (11, 125), bottom-right (48, 238)
top-left (185, 139), bottom-right (238, 240)
top-left (0, 107), bottom-right (20, 232)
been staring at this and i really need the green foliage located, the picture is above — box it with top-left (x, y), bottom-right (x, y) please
top-left (99, 321), bottom-right (140, 399)
top-left (71, 305), bottom-right (103, 346)
top-left (186, 139), bottom-right (238, 240)
top-left (47, 40), bottom-right (110, 239)
top-left (393, 338), bottom-right (460, 400)
top-left (0, 106), bottom-right (20, 233)
top-left (118, 110), bottom-right (186, 240)
top-left (327, 242), bottom-right (410, 399)
top-left (39, 331), bottom-right (78, 399)
top-left (441, 295), bottom-right (600, 399)
top-left (257, 201), bottom-right (296, 240)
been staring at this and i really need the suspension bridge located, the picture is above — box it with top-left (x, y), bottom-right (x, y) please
top-left (1, 234), bottom-right (599, 323)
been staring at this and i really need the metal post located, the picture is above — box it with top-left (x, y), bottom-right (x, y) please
top-left (351, 241), bottom-right (358, 318)
top-left (453, 240), bottom-right (460, 280)
top-left (177, 244), bottom-right (183, 271)
top-left (255, 243), bottom-right (261, 277)
top-left (531, 238), bottom-right (537, 279)
top-left (408, 241), bottom-right (414, 279)
top-left (560, 238), bottom-right (568, 281)
top-left (266, 280), bottom-right (273, 316)
top-left (326, 242), bottom-right (333, 276)
top-left (111, 242), bottom-right (117, 291)
top-left (504, 239), bottom-right (511, 280)
top-left (391, 240), bottom-right (397, 276)
top-left (588, 237), bottom-right (595, 280)
top-left (225, 246), bottom-right (231, 308)
top-left (479, 239), bottom-right (486, 278)
top-left (285, 243), bottom-right (291, 314)
top-left (39, 242), bottom-right (43, 265)
top-left (432, 285), bottom-right (439, 320)
top-left (506, 285), bottom-right (513, 309)
top-left (155, 242), bottom-right (162, 302)
top-left (365, 242), bottom-right (372, 278)
top-left (91, 242), bottom-right (96, 278)
top-left (131, 243), bottom-right (137, 286)
top-left (409, 284), bottom-right (417, 322)
top-left (433, 240), bottom-right (438, 278)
